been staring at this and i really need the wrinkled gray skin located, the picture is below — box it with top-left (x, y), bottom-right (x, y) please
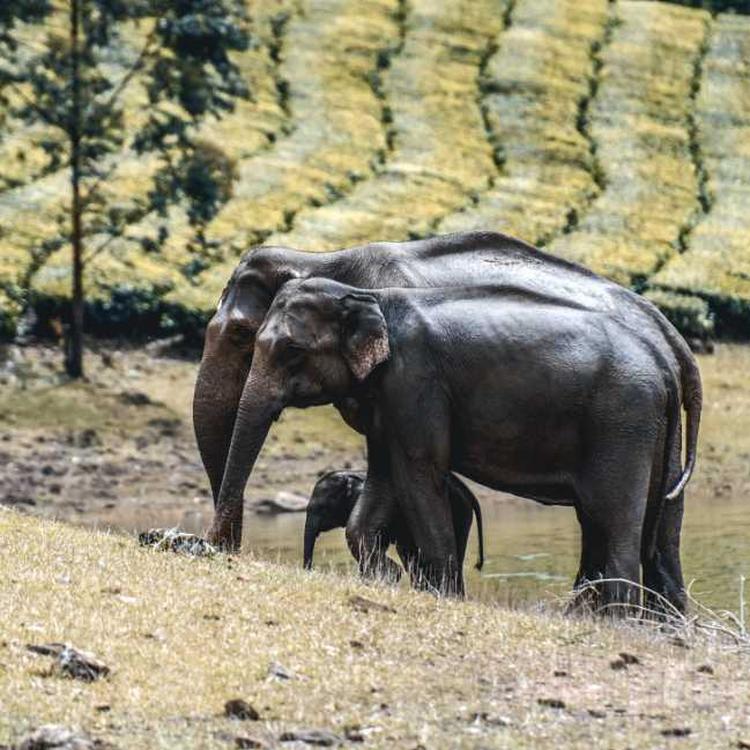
top-left (210, 275), bottom-right (701, 610)
top-left (303, 470), bottom-right (484, 585)
top-left (197, 230), bottom-right (636, 530)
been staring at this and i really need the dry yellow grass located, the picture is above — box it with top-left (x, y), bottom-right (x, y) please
top-left (549, 1), bottom-right (709, 286)
top-left (198, 0), bottom-right (399, 247)
top-left (652, 13), bottom-right (750, 327)
top-left (438, 0), bottom-right (609, 245)
top-left (1, 508), bottom-right (749, 749)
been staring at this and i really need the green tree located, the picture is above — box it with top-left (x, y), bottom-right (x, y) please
top-left (0, 0), bottom-right (248, 377)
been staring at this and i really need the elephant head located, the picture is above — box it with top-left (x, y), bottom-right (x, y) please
top-left (207, 278), bottom-right (391, 549)
top-left (193, 246), bottom-right (309, 505)
top-left (303, 471), bottom-right (365, 569)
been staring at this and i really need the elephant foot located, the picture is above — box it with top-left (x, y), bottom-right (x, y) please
top-left (206, 515), bottom-right (243, 552)
top-left (360, 554), bottom-right (403, 586)
top-left (568, 577), bottom-right (641, 619)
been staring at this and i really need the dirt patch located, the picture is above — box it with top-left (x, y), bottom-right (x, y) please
top-left (0, 342), bottom-right (362, 530)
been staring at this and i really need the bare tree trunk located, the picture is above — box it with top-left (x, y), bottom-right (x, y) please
top-left (66, 0), bottom-right (84, 378)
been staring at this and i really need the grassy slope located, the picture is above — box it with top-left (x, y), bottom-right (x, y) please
top-left (1, 508), bottom-right (749, 749)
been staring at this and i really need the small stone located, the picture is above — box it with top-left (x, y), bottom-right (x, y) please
top-left (27, 643), bottom-right (109, 682)
top-left (119, 391), bottom-right (151, 406)
top-left (16, 724), bottom-right (112, 749)
top-left (253, 491), bottom-right (308, 514)
top-left (697, 664), bottom-right (714, 674)
top-left (348, 595), bottom-right (396, 614)
top-left (225, 699), bottom-right (260, 721)
top-left (661, 727), bottom-right (691, 737)
top-left (588, 709), bottom-right (606, 719)
top-left (619, 652), bottom-right (640, 665)
top-left (349, 640), bottom-right (364, 650)
top-left (553, 670), bottom-right (568, 677)
top-left (538, 698), bottom-right (566, 710)
top-left (470, 712), bottom-right (511, 727)
top-left (279, 729), bottom-right (342, 746)
top-left (235, 737), bottom-right (266, 749)
top-left (610, 659), bottom-right (627, 670)
top-left (343, 726), bottom-right (364, 743)
top-left (267, 661), bottom-right (295, 681)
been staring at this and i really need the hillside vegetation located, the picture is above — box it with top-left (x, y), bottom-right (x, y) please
top-left (1, 0), bottom-right (749, 339)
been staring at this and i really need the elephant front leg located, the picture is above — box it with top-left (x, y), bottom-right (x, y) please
top-left (390, 455), bottom-right (463, 597)
top-left (345, 442), bottom-right (402, 584)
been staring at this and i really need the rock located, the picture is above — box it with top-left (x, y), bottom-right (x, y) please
top-left (537, 698), bottom-right (566, 710)
top-left (138, 528), bottom-right (217, 557)
top-left (225, 699), bottom-right (260, 721)
top-left (27, 643), bottom-right (110, 682)
top-left (661, 727), bottom-right (691, 738)
top-left (253, 491), bottom-right (308, 514)
top-left (470, 712), bottom-right (511, 727)
top-left (3, 493), bottom-right (36, 507)
top-left (118, 390), bottom-right (152, 406)
top-left (553, 670), bottom-right (568, 677)
top-left (16, 724), bottom-right (112, 749)
top-left (348, 595), bottom-right (396, 614)
top-left (619, 652), bottom-right (640, 665)
top-left (279, 729), bottom-right (342, 746)
top-left (267, 661), bottom-right (295, 681)
top-left (235, 738), bottom-right (266, 749)
top-left (343, 726), bottom-right (364, 743)
top-left (697, 664), bottom-right (714, 674)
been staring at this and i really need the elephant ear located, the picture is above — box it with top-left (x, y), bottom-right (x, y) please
top-left (340, 293), bottom-right (390, 381)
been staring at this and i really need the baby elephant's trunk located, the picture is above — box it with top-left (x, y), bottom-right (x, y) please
top-left (303, 516), bottom-right (319, 570)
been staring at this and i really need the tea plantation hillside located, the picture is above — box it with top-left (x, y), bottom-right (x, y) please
top-left (1, 0), bottom-right (749, 340)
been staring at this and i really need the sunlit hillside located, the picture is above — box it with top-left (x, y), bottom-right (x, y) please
top-left (1, 0), bottom-right (749, 340)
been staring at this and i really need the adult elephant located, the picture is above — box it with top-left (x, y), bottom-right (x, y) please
top-left (195, 231), bottom-right (629, 537)
top-left (210, 277), bottom-right (701, 611)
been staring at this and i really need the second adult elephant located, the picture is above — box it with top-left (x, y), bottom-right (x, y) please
top-left (194, 230), bottom-right (632, 533)
top-left (209, 277), bottom-right (701, 611)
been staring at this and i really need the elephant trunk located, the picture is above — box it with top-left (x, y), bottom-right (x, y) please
top-left (303, 515), bottom-right (319, 570)
top-left (207, 363), bottom-right (278, 550)
top-left (193, 345), bottom-right (251, 505)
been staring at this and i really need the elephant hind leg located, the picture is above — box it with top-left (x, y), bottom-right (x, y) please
top-left (574, 436), bottom-right (656, 617)
top-left (568, 506), bottom-right (608, 614)
top-left (641, 425), bottom-right (687, 617)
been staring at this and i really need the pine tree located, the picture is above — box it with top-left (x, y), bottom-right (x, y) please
top-left (0, 0), bottom-right (249, 377)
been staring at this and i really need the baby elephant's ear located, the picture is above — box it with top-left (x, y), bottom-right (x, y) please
top-left (340, 293), bottom-right (390, 381)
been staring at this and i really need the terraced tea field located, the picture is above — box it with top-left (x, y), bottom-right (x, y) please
top-left (1, 0), bottom-right (749, 339)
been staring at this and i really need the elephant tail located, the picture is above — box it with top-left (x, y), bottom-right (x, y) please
top-left (630, 291), bottom-right (703, 500)
top-left (664, 331), bottom-right (703, 501)
top-left (471, 491), bottom-right (485, 571)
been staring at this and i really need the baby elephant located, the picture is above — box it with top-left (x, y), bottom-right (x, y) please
top-left (304, 470), bottom-right (484, 577)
